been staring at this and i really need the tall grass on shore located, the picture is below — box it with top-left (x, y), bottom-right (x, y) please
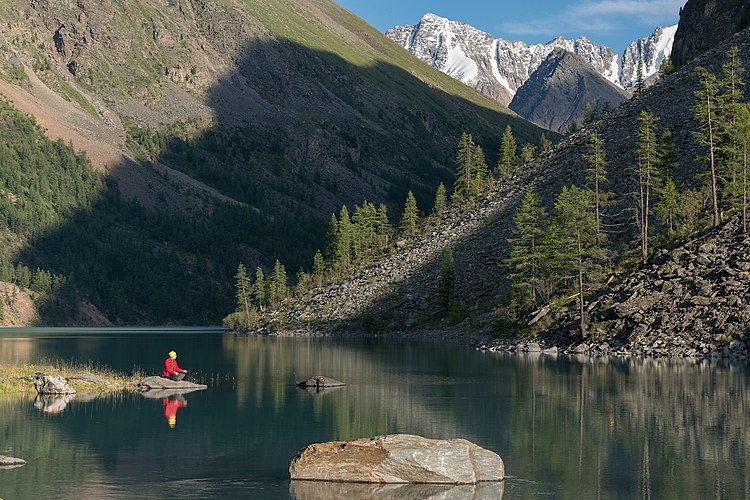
top-left (0, 359), bottom-right (143, 394)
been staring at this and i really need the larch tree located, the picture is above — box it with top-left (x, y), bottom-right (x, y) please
top-left (637, 110), bottom-right (659, 263)
top-left (693, 66), bottom-right (722, 226)
top-left (655, 177), bottom-right (681, 234)
top-left (235, 263), bottom-right (251, 318)
top-left (252, 266), bottom-right (266, 309)
top-left (375, 203), bottom-right (391, 251)
top-left (399, 191), bottom-right (419, 237)
top-left (583, 131), bottom-right (608, 245)
top-left (718, 45), bottom-right (746, 212)
top-left (433, 182), bottom-right (447, 217)
top-left (540, 133), bottom-right (553, 153)
top-left (508, 188), bottom-right (548, 313)
top-left (335, 205), bottom-right (352, 270)
top-left (498, 125), bottom-right (517, 178)
top-left (472, 145), bottom-right (489, 197)
top-left (312, 249), bottom-right (325, 286)
top-left (453, 132), bottom-right (475, 203)
top-left (269, 259), bottom-right (287, 307)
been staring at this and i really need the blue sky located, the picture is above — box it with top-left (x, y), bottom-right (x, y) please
top-left (337, 0), bottom-right (686, 53)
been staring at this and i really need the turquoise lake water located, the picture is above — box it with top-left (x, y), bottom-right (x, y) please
top-left (0, 328), bottom-right (748, 499)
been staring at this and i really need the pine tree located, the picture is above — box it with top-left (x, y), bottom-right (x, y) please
top-left (252, 267), bottom-right (265, 309)
top-left (693, 66), bottom-right (722, 226)
top-left (433, 182), bottom-right (447, 217)
top-left (637, 110), bottom-right (659, 263)
top-left (521, 144), bottom-right (536, 165)
top-left (657, 128), bottom-right (680, 171)
top-left (235, 263), bottom-right (251, 317)
top-left (659, 57), bottom-right (675, 77)
top-left (583, 132), bottom-right (608, 245)
top-left (583, 101), bottom-right (598, 125)
top-left (737, 103), bottom-right (750, 233)
top-left (399, 191), bottom-right (419, 237)
top-left (324, 214), bottom-right (339, 266)
top-left (508, 188), bottom-right (547, 312)
top-left (453, 132), bottom-right (475, 202)
top-left (437, 248), bottom-right (457, 313)
top-left (497, 125), bottom-right (517, 178)
top-left (335, 205), bottom-right (352, 270)
top-left (567, 120), bottom-right (579, 135)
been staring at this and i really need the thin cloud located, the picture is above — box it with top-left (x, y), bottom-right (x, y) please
top-left (501, 0), bottom-right (685, 37)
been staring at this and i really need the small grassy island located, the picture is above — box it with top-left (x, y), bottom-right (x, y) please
top-left (0, 362), bottom-right (142, 395)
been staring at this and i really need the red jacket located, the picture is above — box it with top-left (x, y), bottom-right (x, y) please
top-left (163, 357), bottom-right (186, 377)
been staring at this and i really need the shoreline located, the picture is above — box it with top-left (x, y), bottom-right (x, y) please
top-left (0, 362), bottom-right (142, 396)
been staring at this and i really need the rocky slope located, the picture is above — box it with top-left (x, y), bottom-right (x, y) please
top-left (492, 216), bottom-right (750, 358)
top-left (509, 49), bottom-right (629, 133)
top-left (386, 13), bottom-right (676, 105)
top-left (269, 28), bottom-right (750, 359)
top-left (672, 0), bottom-right (750, 67)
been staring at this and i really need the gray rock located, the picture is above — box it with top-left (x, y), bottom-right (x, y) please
top-left (289, 434), bottom-right (504, 484)
top-left (296, 375), bottom-right (345, 388)
top-left (34, 374), bottom-right (76, 395)
top-left (290, 480), bottom-right (504, 500)
top-left (68, 372), bottom-right (108, 385)
top-left (137, 376), bottom-right (207, 391)
top-left (0, 455), bottom-right (26, 468)
top-left (526, 342), bottom-right (542, 353)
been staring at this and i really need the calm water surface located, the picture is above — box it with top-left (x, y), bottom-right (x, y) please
top-left (0, 328), bottom-right (748, 499)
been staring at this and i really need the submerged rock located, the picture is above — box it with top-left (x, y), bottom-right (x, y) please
top-left (296, 375), bottom-right (345, 388)
top-left (289, 434), bottom-right (504, 484)
top-left (137, 376), bottom-right (207, 391)
top-left (33, 374), bottom-right (76, 395)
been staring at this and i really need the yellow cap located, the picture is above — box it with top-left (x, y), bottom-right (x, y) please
top-left (169, 351), bottom-right (177, 357)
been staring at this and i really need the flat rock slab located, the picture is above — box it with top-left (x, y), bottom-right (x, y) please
top-left (289, 434), bottom-right (504, 484)
top-left (0, 456), bottom-right (26, 468)
top-left (296, 375), bottom-right (345, 388)
top-left (137, 376), bottom-right (207, 391)
top-left (68, 372), bottom-right (109, 385)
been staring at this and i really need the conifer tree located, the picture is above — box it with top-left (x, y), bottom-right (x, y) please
top-left (325, 214), bottom-right (339, 265)
top-left (567, 120), bottom-right (579, 135)
top-left (636, 57), bottom-right (645, 93)
top-left (252, 267), bottom-right (265, 309)
top-left (312, 249), bottom-right (325, 286)
top-left (549, 186), bottom-right (601, 337)
top-left (375, 203), bottom-right (391, 250)
top-left (498, 125), bottom-right (517, 177)
top-left (399, 191), bottom-right (419, 237)
top-left (655, 177), bottom-right (681, 234)
top-left (437, 248), bottom-right (457, 313)
top-left (657, 128), bottom-right (680, 171)
top-left (521, 144), bottom-right (536, 165)
top-left (659, 57), bottom-right (675, 77)
top-left (694, 66), bottom-right (722, 226)
top-left (583, 101), bottom-right (598, 125)
top-left (269, 259), bottom-right (287, 307)
top-left (583, 132), bottom-right (608, 245)
top-left (737, 103), bottom-right (750, 233)
top-left (472, 145), bottom-right (489, 197)
top-left (433, 182), bottom-right (447, 217)
top-left (453, 132), bottom-right (475, 202)
top-left (718, 45), bottom-right (746, 212)
top-left (637, 110), bottom-right (659, 263)
top-left (540, 133), bottom-right (553, 153)
top-left (335, 205), bottom-right (352, 270)
top-left (508, 188), bottom-right (547, 312)
top-left (235, 263), bottom-right (251, 318)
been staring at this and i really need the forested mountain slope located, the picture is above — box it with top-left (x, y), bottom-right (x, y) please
top-left (0, 0), bottom-right (548, 324)
top-left (272, 28), bottom-right (750, 336)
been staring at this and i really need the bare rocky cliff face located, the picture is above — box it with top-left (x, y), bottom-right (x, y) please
top-left (672, 0), bottom-right (750, 67)
top-left (509, 49), bottom-right (629, 133)
top-left (386, 13), bottom-right (676, 106)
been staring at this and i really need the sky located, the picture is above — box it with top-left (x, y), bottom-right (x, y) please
top-left (336, 0), bottom-right (687, 54)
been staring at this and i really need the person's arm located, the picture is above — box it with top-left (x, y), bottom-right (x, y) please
top-left (174, 360), bottom-right (187, 373)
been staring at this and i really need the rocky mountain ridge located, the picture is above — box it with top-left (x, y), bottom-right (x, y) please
top-left (386, 13), bottom-right (676, 105)
top-left (508, 49), bottom-right (629, 133)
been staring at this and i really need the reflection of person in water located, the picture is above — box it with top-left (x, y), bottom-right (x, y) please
top-left (163, 395), bottom-right (188, 428)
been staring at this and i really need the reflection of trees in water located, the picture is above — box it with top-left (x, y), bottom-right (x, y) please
top-left (503, 354), bottom-right (750, 498)
top-left (222, 335), bottom-right (467, 441)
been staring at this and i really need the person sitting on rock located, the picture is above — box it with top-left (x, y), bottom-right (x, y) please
top-left (163, 350), bottom-right (188, 381)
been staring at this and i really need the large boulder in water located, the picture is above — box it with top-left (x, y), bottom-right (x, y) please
top-left (33, 374), bottom-right (76, 395)
top-left (137, 376), bottom-right (207, 391)
top-left (289, 434), bottom-right (504, 484)
top-left (0, 455), bottom-right (26, 468)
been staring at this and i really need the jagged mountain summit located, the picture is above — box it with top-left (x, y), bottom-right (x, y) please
top-left (386, 13), bottom-right (676, 105)
top-left (509, 49), bottom-right (629, 133)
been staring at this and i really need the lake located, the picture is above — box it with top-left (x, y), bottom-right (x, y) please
top-left (0, 328), bottom-right (748, 499)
